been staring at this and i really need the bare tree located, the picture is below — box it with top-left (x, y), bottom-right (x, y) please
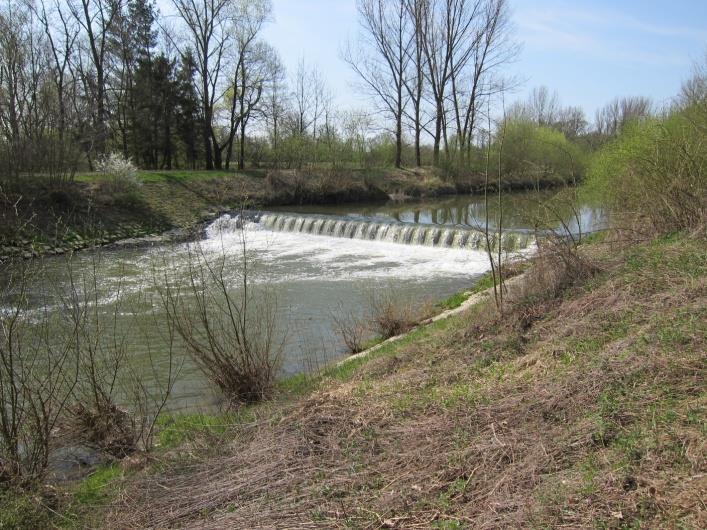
top-left (345, 0), bottom-right (413, 168)
top-left (263, 56), bottom-right (287, 166)
top-left (554, 105), bottom-right (587, 139)
top-left (234, 42), bottom-right (278, 170)
top-left (68, 0), bottom-right (124, 158)
top-left (404, 0), bottom-right (426, 166)
top-left (528, 85), bottom-right (560, 127)
top-left (678, 52), bottom-right (706, 136)
top-left (290, 58), bottom-right (328, 138)
top-left (170, 0), bottom-right (232, 170)
top-left (0, 3), bottom-right (34, 178)
top-left (341, 109), bottom-right (374, 167)
top-left (31, 0), bottom-right (81, 181)
top-left (0, 1), bottom-right (82, 180)
top-left (218, 0), bottom-right (272, 170)
top-left (419, 0), bottom-right (489, 165)
top-left (452, 0), bottom-right (518, 163)
top-left (508, 86), bottom-right (587, 139)
top-left (679, 51), bottom-right (707, 110)
top-left (595, 95), bottom-right (652, 137)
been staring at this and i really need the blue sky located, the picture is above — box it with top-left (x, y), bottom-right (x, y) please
top-left (160, 0), bottom-right (707, 121)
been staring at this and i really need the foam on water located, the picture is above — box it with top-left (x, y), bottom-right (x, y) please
top-left (202, 213), bottom-right (531, 282)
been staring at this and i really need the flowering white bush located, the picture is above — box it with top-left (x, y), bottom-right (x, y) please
top-left (96, 152), bottom-right (140, 192)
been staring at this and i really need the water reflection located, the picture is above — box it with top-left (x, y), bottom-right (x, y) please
top-left (274, 190), bottom-right (605, 235)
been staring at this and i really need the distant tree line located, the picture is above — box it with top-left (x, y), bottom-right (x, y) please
top-left (0, 0), bottom-right (658, 182)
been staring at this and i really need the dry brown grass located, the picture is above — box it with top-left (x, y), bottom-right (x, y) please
top-left (369, 289), bottom-right (434, 340)
top-left (330, 302), bottom-right (371, 354)
top-left (106, 235), bottom-right (706, 529)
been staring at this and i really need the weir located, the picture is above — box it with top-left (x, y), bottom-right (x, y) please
top-left (210, 211), bottom-right (535, 252)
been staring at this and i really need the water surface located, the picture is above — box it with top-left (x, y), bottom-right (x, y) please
top-left (2, 191), bottom-right (601, 412)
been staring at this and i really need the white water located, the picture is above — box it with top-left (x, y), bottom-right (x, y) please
top-left (202, 213), bottom-right (520, 281)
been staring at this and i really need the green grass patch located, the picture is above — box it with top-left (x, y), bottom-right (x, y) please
top-left (437, 382), bottom-right (483, 409)
top-left (156, 412), bottom-right (249, 450)
top-left (471, 272), bottom-right (497, 294)
top-left (0, 489), bottom-right (53, 529)
top-left (578, 455), bottom-right (600, 495)
top-left (437, 291), bottom-right (471, 310)
top-left (0, 464), bottom-right (125, 529)
top-left (71, 464), bottom-right (122, 506)
top-left (75, 169), bottom-right (242, 184)
top-left (580, 229), bottom-right (608, 245)
top-left (427, 272), bottom-right (502, 317)
top-left (432, 520), bottom-right (466, 529)
top-left (361, 336), bottom-right (385, 350)
top-left (278, 371), bottom-right (319, 397)
top-left (623, 234), bottom-right (706, 278)
top-left (55, 464), bottom-right (125, 528)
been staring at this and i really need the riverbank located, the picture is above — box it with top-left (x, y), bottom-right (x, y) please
top-left (0, 167), bottom-right (571, 261)
top-left (6, 230), bottom-right (703, 528)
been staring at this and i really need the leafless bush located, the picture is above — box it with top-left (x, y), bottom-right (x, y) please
top-left (0, 249), bottom-right (182, 486)
top-left (60, 256), bottom-right (180, 457)
top-left (59, 258), bottom-right (133, 457)
top-left (0, 259), bottom-right (78, 485)
top-left (369, 289), bottom-right (426, 339)
top-left (524, 236), bottom-right (597, 300)
top-left (330, 302), bottom-right (370, 354)
top-left (128, 296), bottom-right (183, 452)
top-left (160, 227), bottom-right (283, 406)
top-left (521, 190), bottom-right (599, 301)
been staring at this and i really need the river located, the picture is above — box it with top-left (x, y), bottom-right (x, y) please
top-left (1, 190), bottom-right (603, 412)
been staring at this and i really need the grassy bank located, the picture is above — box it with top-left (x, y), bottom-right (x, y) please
top-left (14, 230), bottom-right (702, 528)
top-left (0, 166), bottom-right (570, 260)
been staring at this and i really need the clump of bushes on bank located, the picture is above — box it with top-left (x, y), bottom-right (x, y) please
top-left (586, 67), bottom-right (706, 235)
top-left (494, 120), bottom-right (588, 189)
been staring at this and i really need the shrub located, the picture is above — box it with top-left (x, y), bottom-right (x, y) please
top-left (496, 120), bottom-right (587, 187)
top-left (529, 236), bottom-right (598, 298)
top-left (161, 238), bottom-right (283, 406)
top-left (586, 107), bottom-right (706, 235)
top-left (62, 255), bottom-right (178, 457)
top-left (68, 400), bottom-right (137, 459)
top-left (0, 260), bottom-right (76, 485)
top-left (96, 152), bottom-right (141, 193)
top-left (369, 289), bottom-right (428, 339)
top-left (113, 189), bottom-right (144, 210)
top-left (331, 302), bottom-right (370, 354)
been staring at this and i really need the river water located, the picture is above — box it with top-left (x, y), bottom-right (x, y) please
top-left (1, 191), bottom-right (603, 412)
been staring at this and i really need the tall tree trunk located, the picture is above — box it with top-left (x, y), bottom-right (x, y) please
top-left (95, 65), bottom-right (107, 155)
top-left (395, 115), bottom-right (402, 168)
top-left (238, 120), bottom-right (246, 171)
top-left (202, 68), bottom-right (214, 169)
top-left (212, 128), bottom-right (222, 170)
top-left (202, 121), bottom-right (213, 170)
top-left (433, 102), bottom-right (443, 165)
